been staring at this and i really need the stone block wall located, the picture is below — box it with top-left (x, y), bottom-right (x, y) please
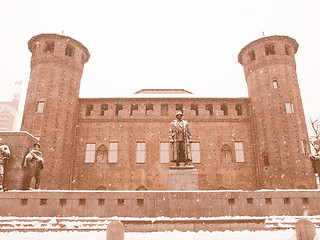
top-left (0, 190), bottom-right (317, 218)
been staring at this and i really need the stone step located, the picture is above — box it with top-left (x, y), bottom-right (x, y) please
top-left (0, 216), bottom-right (318, 232)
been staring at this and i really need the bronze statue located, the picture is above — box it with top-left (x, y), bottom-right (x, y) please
top-left (22, 142), bottom-right (44, 190)
top-left (169, 111), bottom-right (192, 166)
top-left (309, 144), bottom-right (320, 176)
top-left (0, 138), bottom-right (10, 190)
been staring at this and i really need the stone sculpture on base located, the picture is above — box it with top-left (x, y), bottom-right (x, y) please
top-left (0, 138), bottom-right (10, 190)
top-left (22, 142), bottom-right (44, 190)
top-left (169, 111), bottom-right (192, 167)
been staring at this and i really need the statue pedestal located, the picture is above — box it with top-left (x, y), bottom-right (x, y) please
top-left (167, 166), bottom-right (199, 190)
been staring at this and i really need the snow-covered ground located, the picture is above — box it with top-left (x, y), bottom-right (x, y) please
top-left (0, 229), bottom-right (315, 240)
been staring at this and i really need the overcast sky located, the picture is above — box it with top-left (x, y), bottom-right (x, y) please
top-left (1, 0), bottom-right (320, 124)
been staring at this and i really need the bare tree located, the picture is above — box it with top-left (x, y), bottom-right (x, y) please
top-left (309, 118), bottom-right (320, 149)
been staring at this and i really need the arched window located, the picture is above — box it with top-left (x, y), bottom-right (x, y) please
top-left (221, 145), bottom-right (233, 163)
top-left (96, 145), bottom-right (108, 164)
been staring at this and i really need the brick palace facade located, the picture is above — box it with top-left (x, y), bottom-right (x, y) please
top-left (20, 34), bottom-right (316, 190)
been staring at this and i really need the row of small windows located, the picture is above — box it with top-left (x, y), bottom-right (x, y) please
top-left (85, 141), bottom-right (245, 164)
top-left (35, 101), bottom-right (295, 116)
top-left (43, 41), bottom-right (75, 58)
top-left (249, 44), bottom-right (291, 61)
top-left (85, 103), bottom-right (243, 117)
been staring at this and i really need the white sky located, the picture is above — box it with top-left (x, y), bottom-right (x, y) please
top-left (0, 0), bottom-right (320, 122)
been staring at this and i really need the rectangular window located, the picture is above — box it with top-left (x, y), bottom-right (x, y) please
top-left (108, 142), bottom-right (118, 163)
top-left (191, 142), bottom-right (200, 163)
top-left (285, 103), bottom-right (294, 114)
top-left (161, 104), bottom-right (168, 116)
top-left (176, 104), bottom-right (183, 114)
top-left (65, 44), bottom-right (75, 57)
top-left (235, 141), bottom-right (245, 162)
top-left (190, 104), bottom-right (198, 116)
top-left (160, 142), bottom-right (170, 163)
top-left (273, 80), bottom-right (278, 89)
top-left (136, 142), bottom-right (146, 163)
top-left (301, 140), bottom-right (307, 155)
top-left (44, 41), bottom-right (55, 53)
top-left (205, 104), bottom-right (213, 116)
top-left (36, 101), bottom-right (45, 113)
top-left (131, 104), bottom-right (138, 116)
top-left (249, 50), bottom-right (256, 61)
top-left (265, 44), bottom-right (275, 55)
top-left (101, 104), bottom-right (108, 116)
top-left (86, 104), bottom-right (93, 116)
top-left (146, 104), bottom-right (153, 116)
top-left (220, 104), bottom-right (228, 116)
top-left (115, 104), bottom-right (123, 116)
top-left (85, 143), bottom-right (96, 163)
top-left (285, 45), bottom-right (290, 55)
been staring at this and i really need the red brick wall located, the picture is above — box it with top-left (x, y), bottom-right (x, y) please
top-left (72, 98), bottom-right (258, 190)
top-left (238, 36), bottom-right (316, 189)
top-left (21, 34), bottom-right (90, 189)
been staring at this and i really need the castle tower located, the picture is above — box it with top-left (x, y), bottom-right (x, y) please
top-left (21, 34), bottom-right (90, 189)
top-left (238, 35), bottom-right (316, 189)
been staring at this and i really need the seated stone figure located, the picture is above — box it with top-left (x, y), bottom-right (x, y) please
top-left (22, 142), bottom-right (44, 190)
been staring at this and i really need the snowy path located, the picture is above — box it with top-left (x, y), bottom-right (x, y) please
top-left (0, 229), bottom-right (307, 240)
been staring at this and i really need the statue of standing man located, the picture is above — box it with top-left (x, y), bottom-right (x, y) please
top-left (0, 138), bottom-right (10, 190)
top-left (169, 111), bottom-right (192, 166)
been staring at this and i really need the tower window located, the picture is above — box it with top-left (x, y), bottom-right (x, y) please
top-left (205, 104), bottom-right (213, 116)
top-left (131, 104), bottom-right (138, 116)
top-left (220, 104), bottom-right (228, 116)
top-left (100, 104), bottom-right (108, 116)
top-left (36, 101), bottom-right (45, 113)
top-left (85, 143), bottom-right (96, 163)
top-left (65, 44), bottom-right (75, 57)
top-left (249, 50), bottom-right (256, 61)
top-left (301, 140), bottom-right (307, 155)
top-left (263, 155), bottom-right (269, 167)
top-left (115, 104), bottom-right (123, 116)
top-left (265, 44), bottom-right (275, 55)
top-left (108, 142), bottom-right (118, 163)
top-left (273, 80), bottom-right (278, 89)
top-left (176, 104), bottom-right (183, 114)
top-left (190, 104), bottom-right (198, 116)
top-left (235, 141), bottom-right (245, 162)
top-left (235, 104), bottom-right (242, 116)
top-left (285, 103), bottom-right (294, 114)
top-left (161, 104), bottom-right (168, 116)
top-left (44, 41), bottom-right (55, 53)
top-left (160, 142), bottom-right (170, 163)
top-left (86, 104), bottom-right (93, 116)
top-left (146, 104), bottom-right (153, 116)
top-left (285, 45), bottom-right (290, 55)
top-left (136, 142), bottom-right (146, 163)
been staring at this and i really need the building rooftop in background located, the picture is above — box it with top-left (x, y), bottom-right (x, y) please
top-left (134, 89), bottom-right (193, 94)
top-left (0, 94), bottom-right (20, 131)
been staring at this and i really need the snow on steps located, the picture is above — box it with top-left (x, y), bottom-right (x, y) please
top-left (0, 216), bottom-right (319, 232)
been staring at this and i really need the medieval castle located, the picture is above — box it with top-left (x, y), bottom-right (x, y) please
top-left (20, 34), bottom-right (316, 190)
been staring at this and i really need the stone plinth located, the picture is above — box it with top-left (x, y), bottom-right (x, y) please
top-left (167, 166), bottom-right (199, 190)
top-left (0, 131), bottom-right (38, 190)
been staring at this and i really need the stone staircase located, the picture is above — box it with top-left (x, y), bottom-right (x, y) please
top-left (0, 216), bottom-right (319, 232)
